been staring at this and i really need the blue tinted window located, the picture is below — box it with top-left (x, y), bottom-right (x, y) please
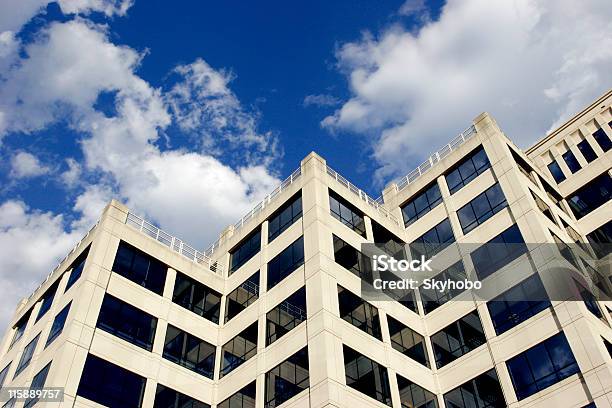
top-left (547, 160), bottom-right (566, 183)
top-left (267, 236), bottom-right (304, 290)
top-left (443, 369), bottom-right (506, 408)
top-left (420, 261), bottom-right (467, 314)
top-left (163, 325), bottom-right (216, 378)
top-left (329, 189), bottom-right (366, 236)
top-left (65, 246), bottom-right (90, 292)
top-left (268, 192), bottom-right (302, 242)
top-left (97, 294), bottom-right (157, 351)
top-left (507, 331), bottom-right (579, 400)
top-left (14, 334), bottom-right (40, 378)
top-left (266, 287), bottom-right (306, 346)
top-left (343, 345), bottom-right (391, 406)
top-left (338, 286), bottom-right (381, 341)
top-left (567, 172), bottom-right (612, 219)
top-left (77, 354), bottom-right (146, 408)
top-left (577, 140), bottom-right (597, 163)
top-left (431, 310), bottom-right (486, 368)
top-left (24, 362), bottom-right (51, 408)
top-left (401, 182), bottom-right (443, 226)
top-left (230, 228), bottom-right (261, 274)
top-left (0, 363), bottom-right (10, 388)
top-left (35, 282), bottom-right (58, 322)
top-left (9, 310), bottom-right (31, 349)
top-left (586, 220), bottom-right (612, 259)
top-left (487, 274), bottom-right (550, 335)
top-left (410, 218), bottom-right (455, 259)
top-left (445, 146), bottom-right (491, 194)
top-left (264, 347), bottom-right (309, 408)
top-left (172, 273), bottom-right (221, 323)
top-left (471, 224), bottom-right (526, 280)
top-left (154, 384), bottom-right (209, 408)
top-left (113, 241), bottom-right (167, 295)
top-left (220, 322), bottom-right (257, 377)
top-left (562, 150), bottom-right (581, 173)
top-left (592, 128), bottom-right (612, 152)
top-left (45, 302), bottom-right (71, 347)
top-left (458, 183), bottom-right (507, 234)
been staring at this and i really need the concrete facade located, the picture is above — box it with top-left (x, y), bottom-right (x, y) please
top-left (0, 90), bottom-right (611, 408)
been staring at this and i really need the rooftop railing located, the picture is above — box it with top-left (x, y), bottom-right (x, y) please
top-left (204, 166), bottom-right (302, 257)
top-left (125, 212), bottom-right (222, 274)
top-left (326, 164), bottom-right (401, 226)
top-left (392, 124), bottom-right (477, 193)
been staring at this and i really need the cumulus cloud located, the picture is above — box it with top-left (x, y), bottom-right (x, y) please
top-left (0, 200), bottom-right (84, 332)
top-left (10, 151), bottom-right (50, 179)
top-left (60, 158), bottom-right (83, 188)
top-left (324, 0), bottom-right (612, 182)
top-left (303, 94), bottom-right (341, 108)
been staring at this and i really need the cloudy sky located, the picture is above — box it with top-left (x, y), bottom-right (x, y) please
top-left (0, 0), bottom-right (610, 330)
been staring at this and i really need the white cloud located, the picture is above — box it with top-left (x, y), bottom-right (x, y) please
top-left (303, 94), bottom-right (341, 108)
top-left (60, 158), bottom-right (83, 188)
top-left (324, 0), bottom-right (612, 182)
top-left (10, 151), bottom-right (50, 179)
top-left (0, 200), bottom-right (83, 332)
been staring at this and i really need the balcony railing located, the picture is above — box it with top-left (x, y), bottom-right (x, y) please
top-left (125, 212), bottom-right (222, 274)
top-left (204, 166), bottom-right (302, 257)
top-left (393, 124), bottom-right (477, 193)
top-left (326, 165), bottom-right (400, 226)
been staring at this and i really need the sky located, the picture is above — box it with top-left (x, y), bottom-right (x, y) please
top-left (0, 0), bottom-right (611, 331)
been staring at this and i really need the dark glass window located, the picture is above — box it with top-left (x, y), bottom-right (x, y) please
top-left (267, 236), bottom-right (305, 290)
top-left (9, 309), bottom-right (31, 349)
top-left (471, 224), bottom-right (526, 280)
top-left (96, 294), bottom-right (157, 351)
top-left (65, 246), bottom-right (90, 292)
top-left (333, 235), bottom-right (367, 279)
top-left (567, 172), bottom-right (612, 219)
top-left (112, 241), bottom-right (167, 295)
top-left (577, 282), bottom-right (603, 319)
top-left (603, 337), bottom-right (612, 358)
top-left (24, 362), bottom-right (51, 408)
top-left (531, 190), bottom-right (556, 224)
top-left (218, 381), bottom-right (256, 408)
top-left (225, 272), bottom-right (259, 323)
top-left (562, 150), bottom-right (581, 173)
top-left (264, 347), bottom-right (309, 408)
top-left (35, 281), bottom-right (58, 322)
top-left (172, 272), bottom-right (221, 323)
top-left (487, 274), bottom-right (550, 335)
top-left (372, 220), bottom-right (406, 258)
top-left (401, 182), bottom-right (443, 226)
top-left (153, 384), bottom-right (209, 408)
top-left (398, 290), bottom-right (419, 314)
top-left (338, 286), bottom-right (381, 341)
top-left (420, 261), bottom-right (467, 314)
top-left (539, 175), bottom-right (563, 204)
top-left (45, 302), bottom-right (71, 347)
top-left (431, 310), bottom-right (486, 368)
top-left (445, 146), bottom-right (491, 194)
top-left (511, 149), bottom-right (536, 184)
top-left (77, 354), bottom-right (146, 408)
top-left (162, 325), bottom-right (216, 379)
top-left (230, 228), bottom-right (261, 274)
top-left (14, 334), bottom-right (40, 378)
top-left (587, 221), bottom-right (612, 259)
top-left (592, 128), bottom-right (612, 152)
top-left (266, 287), bottom-right (306, 346)
top-left (220, 322), bottom-right (258, 377)
top-left (443, 369), bottom-right (505, 408)
top-left (397, 374), bottom-right (438, 408)
top-left (410, 218), bottom-right (455, 259)
top-left (577, 139), bottom-right (597, 163)
top-left (547, 160), bottom-right (566, 183)
top-left (387, 315), bottom-right (429, 367)
top-left (507, 331), bottom-right (579, 400)
top-left (268, 192), bottom-right (302, 242)
top-left (329, 189), bottom-right (366, 236)
top-left (0, 363), bottom-right (10, 388)
top-left (457, 183), bottom-right (507, 234)
top-left (343, 345), bottom-right (391, 406)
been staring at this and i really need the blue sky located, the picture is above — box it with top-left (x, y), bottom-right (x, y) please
top-left (0, 0), bottom-right (610, 329)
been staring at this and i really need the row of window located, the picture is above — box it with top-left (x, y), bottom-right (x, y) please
top-left (76, 347), bottom-right (309, 408)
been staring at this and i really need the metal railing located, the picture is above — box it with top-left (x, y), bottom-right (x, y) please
top-left (125, 212), bottom-right (222, 274)
top-left (326, 165), bottom-right (401, 226)
top-left (204, 166), bottom-right (302, 257)
top-left (27, 220), bottom-right (99, 301)
top-left (394, 124), bottom-right (477, 192)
